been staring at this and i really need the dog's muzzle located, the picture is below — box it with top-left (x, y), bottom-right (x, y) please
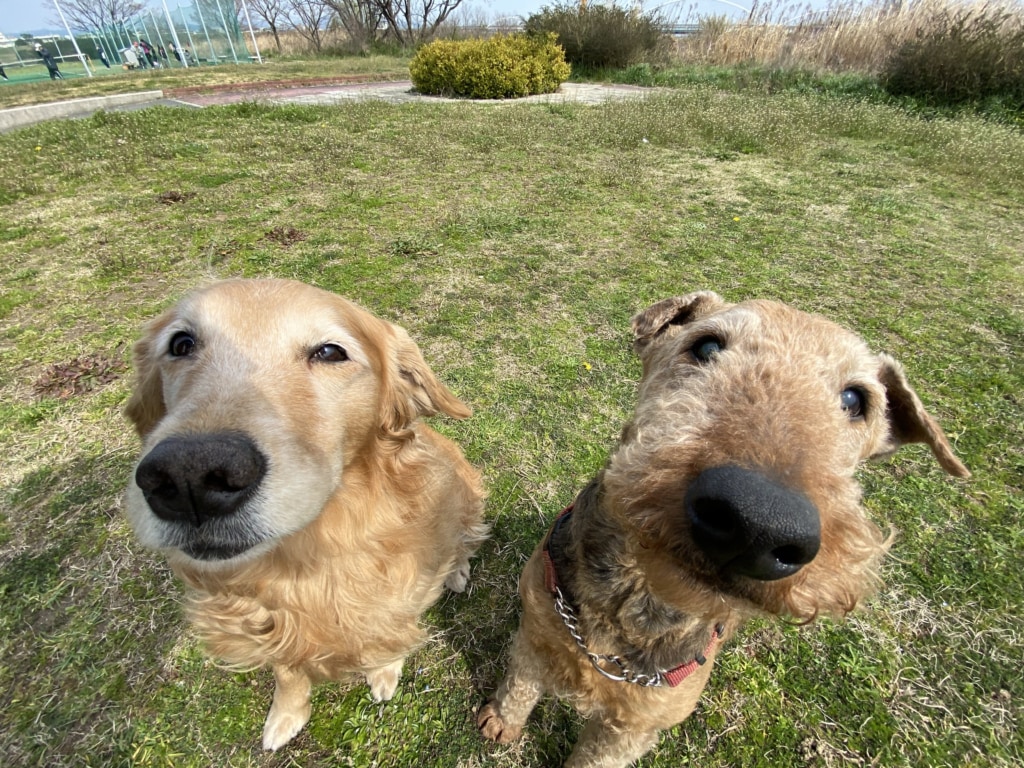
top-left (684, 464), bottom-right (821, 581)
top-left (134, 431), bottom-right (268, 560)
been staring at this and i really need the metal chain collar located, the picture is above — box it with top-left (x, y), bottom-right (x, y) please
top-left (552, 585), bottom-right (667, 687)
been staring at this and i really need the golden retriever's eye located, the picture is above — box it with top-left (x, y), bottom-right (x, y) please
top-left (168, 331), bottom-right (196, 358)
top-left (691, 335), bottom-right (724, 363)
top-left (841, 387), bottom-right (867, 419)
top-left (312, 344), bottom-right (349, 364)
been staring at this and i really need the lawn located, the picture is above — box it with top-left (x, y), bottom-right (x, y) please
top-left (0, 56), bottom-right (411, 109)
top-left (0, 71), bottom-right (1021, 768)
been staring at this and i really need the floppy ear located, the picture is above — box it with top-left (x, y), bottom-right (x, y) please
top-left (124, 312), bottom-right (171, 439)
top-left (380, 325), bottom-right (470, 439)
top-left (631, 291), bottom-right (725, 353)
top-left (874, 354), bottom-right (970, 478)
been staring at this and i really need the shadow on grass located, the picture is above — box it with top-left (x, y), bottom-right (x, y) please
top-left (0, 448), bottom-right (185, 766)
top-left (429, 506), bottom-right (584, 766)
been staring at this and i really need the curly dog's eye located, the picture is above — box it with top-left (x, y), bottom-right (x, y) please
top-left (312, 344), bottom-right (349, 364)
top-left (691, 336), bottom-right (724, 363)
top-left (168, 331), bottom-right (196, 358)
top-left (841, 387), bottom-right (866, 419)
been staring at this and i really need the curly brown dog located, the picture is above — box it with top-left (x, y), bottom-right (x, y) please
top-left (478, 291), bottom-right (969, 768)
top-left (124, 279), bottom-right (486, 750)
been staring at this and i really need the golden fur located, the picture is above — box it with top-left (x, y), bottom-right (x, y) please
top-left (124, 278), bottom-right (486, 750)
top-left (478, 292), bottom-right (969, 768)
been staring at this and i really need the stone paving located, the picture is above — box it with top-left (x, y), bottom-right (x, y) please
top-left (169, 80), bottom-right (654, 108)
top-left (1, 80), bottom-right (656, 132)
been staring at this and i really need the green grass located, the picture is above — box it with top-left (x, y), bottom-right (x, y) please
top-left (0, 55), bottom-right (410, 109)
top-left (1, 65), bottom-right (1022, 768)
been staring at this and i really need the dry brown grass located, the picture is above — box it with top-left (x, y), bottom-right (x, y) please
top-left (677, 0), bottom-right (1024, 74)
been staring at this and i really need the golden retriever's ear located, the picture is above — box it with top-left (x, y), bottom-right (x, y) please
top-left (873, 354), bottom-right (970, 478)
top-left (124, 312), bottom-right (171, 439)
top-left (381, 326), bottom-right (470, 438)
top-left (631, 291), bottom-right (725, 354)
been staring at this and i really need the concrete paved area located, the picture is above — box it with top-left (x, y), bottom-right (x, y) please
top-left (1, 80), bottom-right (654, 132)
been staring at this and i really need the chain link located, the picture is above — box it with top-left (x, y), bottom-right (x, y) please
top-left (552, 586), bottom-right (666, 687)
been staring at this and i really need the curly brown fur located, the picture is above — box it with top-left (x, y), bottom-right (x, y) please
top-left (123, 279), bottom-right (486, 750)
top-left (478, 292), bottom-right (968, 768)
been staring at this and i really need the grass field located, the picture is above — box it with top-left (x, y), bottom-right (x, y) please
top-left (0, 56), bottom-right (411, 110)
top-left (1, 66), bottom-right (1021, 768)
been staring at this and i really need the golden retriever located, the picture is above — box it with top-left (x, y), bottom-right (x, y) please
top-left (124, 278), bottom-right (487, 750)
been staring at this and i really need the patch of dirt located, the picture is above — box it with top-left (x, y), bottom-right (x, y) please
top-left (32, 354), bottom-right (127, 400)
top-left (155, 190), bottom-right (194, 205)
top-left (261, 226), bottom-right (307, 247)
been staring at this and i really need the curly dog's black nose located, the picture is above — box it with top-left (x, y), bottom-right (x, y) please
top-left (685, 465), bottom-right (821, 581)
top-left (135, 432), bottom-right (267, 527)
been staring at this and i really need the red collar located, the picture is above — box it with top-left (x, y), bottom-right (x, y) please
top-left (542, 503), bottom-right (723, 688)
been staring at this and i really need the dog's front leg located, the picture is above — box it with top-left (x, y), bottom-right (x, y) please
top-left (262, 664), bottom-right (312, 750)
top-left (477, 628), bottom-right (548, 744)
top-left (365, 658), bottom-right (404, 701)
top-left (564, 718), bottom-right (659, 768)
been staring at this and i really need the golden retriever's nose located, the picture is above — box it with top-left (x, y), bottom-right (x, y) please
top-left (684, 465), bottom-right (821, 581)
top-left (135, 433), bottom-right (267, 526)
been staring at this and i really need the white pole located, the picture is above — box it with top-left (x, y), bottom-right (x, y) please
top-left (177, 4), bottom-right (201, 65)
top-left (194, 1), bottom-right (220, 63)
top-left (239, 0), bottom-right (263, 64)
top-left (215, 0), bottom-right (240, 64)
top-left (162, 0), bottom-right (189, 67)
top-left (52, 0), bottom-right (93, 77)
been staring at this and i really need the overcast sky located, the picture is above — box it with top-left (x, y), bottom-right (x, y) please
top-left (2, 0), bottom-right (759, 36)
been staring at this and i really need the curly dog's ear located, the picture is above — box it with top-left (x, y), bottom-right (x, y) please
top-left (124, 310), bottom-right (172, 439)
top-left (631, 291), bottom-right (726, 354)
top-left (379, 324), bottom-right (470, 442)
top-left (873, 354), bottom-right (970, 478)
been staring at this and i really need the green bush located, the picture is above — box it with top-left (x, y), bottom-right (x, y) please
top-left (409, 33), bottom-right (571, 99)
top-left (881, 5), bottom-right (1024, 109)
top-left (524, 2), bottom-right (669, 69)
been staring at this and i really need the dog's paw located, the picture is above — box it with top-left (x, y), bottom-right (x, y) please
top-left (445, 561), bottom-right (471, 593)
top-left (262, 707), bottom-right (309, 751)
top-left (477, 700), bottom-right (522, 744)
top-left (366, 659), bottom-right (403, 702)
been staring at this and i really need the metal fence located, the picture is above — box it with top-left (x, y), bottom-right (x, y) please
top-left (94, 0), bottom-right (258, 70)
top-left (0, 0), bottom-right (260, 82)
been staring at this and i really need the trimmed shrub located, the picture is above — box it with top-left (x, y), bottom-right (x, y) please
top-left (881, 3), bottom-right (1024, 108)
top-left (524, 2), bottom-right (669, 69)
top-left (409, 33), bottom-right (571, 99)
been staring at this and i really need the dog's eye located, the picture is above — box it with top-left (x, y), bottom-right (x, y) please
top-left (691, 336), bottom-right (724, 363)
top-left (312, 344), bottom-right (349, 364)
top-left (168, 331), bottom-right (196, 358)
top-left (840, 387), bottom-right (867, 419)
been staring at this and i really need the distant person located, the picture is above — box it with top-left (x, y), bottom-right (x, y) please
top-left (97, 47), bottom-right (110, 68)
top-left (138, 39), bottom-right (158, 68)
top-left (131, 43), bottom-right (147, 69)
top-left (158, 44), bottom-right (168, 65)
top-left (0, 64), bottom-right (8, 81)
top-left (169, 41), bottom-right (181, 63)
top-left (34, 43), bottom-right (64, 80)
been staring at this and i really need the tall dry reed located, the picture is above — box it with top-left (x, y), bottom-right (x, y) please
top-left (676, 0), bottom-right (1024, 75)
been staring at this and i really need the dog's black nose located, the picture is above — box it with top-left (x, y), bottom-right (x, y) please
top-left (685, 465), bottom-right (820, 581)
top-left (135, 433), bottom-right (267, 526)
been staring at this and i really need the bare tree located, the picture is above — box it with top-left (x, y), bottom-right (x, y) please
top-left (247, 0), bottom-right (290, 52)
top-left (324, 0), bottom-right (384, 51)
top-left (192, 0), bottom-right (242, 36)
top-left (372, 0), bottom-right (466, 46)
top-left (288, 0), bottom-right (333, 52)
top-left (50, 0), bottom-right (144, 31)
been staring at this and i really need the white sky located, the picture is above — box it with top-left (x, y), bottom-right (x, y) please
top-left (2, 0), bottom-right (763, 36)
